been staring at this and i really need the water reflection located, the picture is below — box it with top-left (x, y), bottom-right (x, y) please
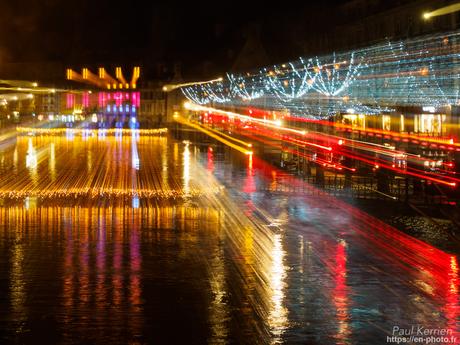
top-left (10, 236), bottom-right (26, 335)
top-left (0, 135), bottom-right (221, 199)
top-left (183, 143), bottom-right (190, 196)
top-left (25, 138), bottom-right (38, 183)
top-left (0, 135), bottom-right (457, 344)
top-left (333, 240), bottom-right (350, 344)
top-left (49, 142), bottom-right (56, 181)
top-left (269, 233), bottom-right (288, 342)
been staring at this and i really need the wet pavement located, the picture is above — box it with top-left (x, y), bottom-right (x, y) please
top-left (0, 133), bottom-right (458, 344)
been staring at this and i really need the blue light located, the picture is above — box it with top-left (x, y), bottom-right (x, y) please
top-left (132, 195), bottom-right (139, 208)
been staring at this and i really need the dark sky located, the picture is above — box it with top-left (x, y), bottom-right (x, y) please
top-left (0, 0), bottom-right (353, 77)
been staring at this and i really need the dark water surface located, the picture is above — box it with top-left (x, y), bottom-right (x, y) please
top-left (0, 134), bottom-right (458, 344)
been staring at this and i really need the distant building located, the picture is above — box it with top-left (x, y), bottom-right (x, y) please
top-left (304, 0), bottom-right (459, 54)
top-left (35, 92), bottom-right (61, 119)
top-left (231, 24), bottom-right (270, 73)
top-left (139, 81), bottom-right (166, 126)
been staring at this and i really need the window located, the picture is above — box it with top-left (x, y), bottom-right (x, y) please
top-left (382, 115), bottom-right (391, 131)
top-left (414, 114), bottom-right (444, 135)
top-left (342, 114), bottom-right (366, 129)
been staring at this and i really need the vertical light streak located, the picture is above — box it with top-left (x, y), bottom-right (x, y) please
top-left (161, 138), bottom-right (169, 188)
top-left (131, 131), bottom-right (140, 170)
top-left (96, 209), bottom-right (107, 315)
top-left (333, 240), bottom-right (350, 344)
top-left (13, 146), bottom-right (18, 173)
top-left (129, 209), bottom-right (142, 336)
top-left (208, 230), bottom-right (229, 343)
top-left (269, 233), bottom-right (288, 343)
top-left (26, 138), bottom-right (38, 184)
top-left (78, 208), bottom-right (90, 310)
top-left (112, 209), bottom-right (123, 307)
top-left (62, 208), bottom-right (75, 340)
top-left (207, 146), bottom-right (214, 173)
top-left (183, 144), bottom-right (191, 196)
top-left (26, 138), bottom-right (37, 168)
top-left (10, 237), bottom-right (26, 333)
top-left (444, 255), bottom-right (459, 341)
top-left (49, 142), bottom-right (56, 181)
top-left (243, 154), bottom-right (256, 193)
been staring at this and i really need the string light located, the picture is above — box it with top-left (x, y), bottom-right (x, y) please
top-left (181, 30), bottom-right (460, 118)
top-left (227, 73), bottom-right (265, 100)
top-left (263, 57), bottom-right (315, 101)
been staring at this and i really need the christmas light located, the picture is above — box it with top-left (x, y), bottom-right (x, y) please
top-left (180, 29), bottom-right (460, 118)
top-left (263, 57), bottom-right (314, 101)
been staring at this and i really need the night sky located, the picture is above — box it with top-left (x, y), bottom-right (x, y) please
top-left (0, 0), bottom-right (400, 78)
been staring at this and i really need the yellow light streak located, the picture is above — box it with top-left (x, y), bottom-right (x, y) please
top-left (423, 3), bottom-right (460, 19)
top-left (0, 135), bottom-right (224, 201)
top-left (16, 127), bottom-right (168, 136)
top-left (184, 102), bottom-right (310, 138)
top-left (115, 67), bottom-right (127, 85)
top-left (174, 116), bottom-right (252, 155)
top-left (131, 66), bottom-right (140, 89)
top-left (163, 77), bottom-right (223, 92)
top-left (67, 67), bottom-right (112, 88)
top-left (199, 122), bottom-right (252, 148)
top-left (0, 79), bottom-right (38, 88)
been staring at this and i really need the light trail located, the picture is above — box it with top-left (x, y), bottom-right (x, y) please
top-left (16, 127), bottom-right (168, 136)
top-left (163, 77), bottom-right (223, 92)
top-left (198, 122), bottom-right (253, 149)
top-left (0, 135), bottom-right (223, 200)
top-left (174, 115), bottom-right (252, 155)
top-left (185, 102), bottom-right (333, 150)
top-left (0, 80), bottom-right (38, 88)
top-left (0, 86), bottom-right (58, 93)
top-left (188, 104), bottom-right (458, 187)
top-left (284, 113), bottom-right (459, 149)
top-left (0, 128), bottom-right (457, 343)
top-left (423, 3), bottom-right (460, 19)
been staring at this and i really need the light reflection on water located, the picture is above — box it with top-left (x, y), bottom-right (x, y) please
top-left (269, 233), bottom-right (288, 343)
top-left (0, 134), bottom-right (457, 344)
